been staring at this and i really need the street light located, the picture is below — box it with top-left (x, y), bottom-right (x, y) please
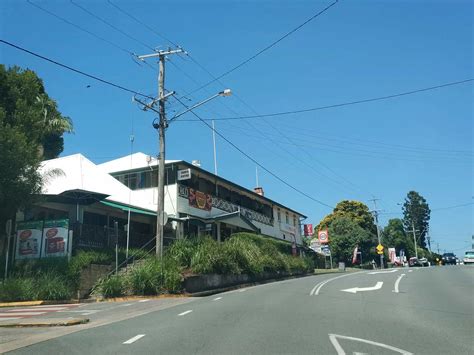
top-left (169, 89), bottom-right (232, 122)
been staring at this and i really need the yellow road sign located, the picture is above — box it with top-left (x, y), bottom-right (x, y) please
top-left (376, 244), bottom-right (384, 252)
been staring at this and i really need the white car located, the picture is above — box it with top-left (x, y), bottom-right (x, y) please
top-left (463, 250), bottom-right (474, 265)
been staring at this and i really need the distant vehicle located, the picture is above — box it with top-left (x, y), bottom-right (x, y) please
top-left (441, 253), bottom-right (457, 265)
top-left (409, 257), bottom-right (422, 267)
top-left (463, 250), bottom-right (474, 265)
top-left (418, 257), bottom-right (430, 267)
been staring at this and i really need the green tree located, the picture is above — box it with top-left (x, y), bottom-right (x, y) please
top-left (328, 217), bottom-right (377, 265)
top-left (316, 200), bottom-right (377, 235)
top-left (381, 218), bottom-right (415, 257)
top-left (0, 65), bottom-right (73, 237)
top-left (402, 191), bottom-right (430, 249)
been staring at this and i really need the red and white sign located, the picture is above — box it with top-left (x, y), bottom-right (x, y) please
top-left (318, 230), bottom-right (329, 244)
top-left (303, 224), bottom-right (313, 237)
top-left (352, 245), bottom-right (359, 264)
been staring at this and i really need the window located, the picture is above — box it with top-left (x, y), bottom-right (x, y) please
top-left (277, 209), bottom-right (281, 222)
top-left (293, 216), bottom-right (297, 226)
top-left (285, 212), bottom-right (289, 224)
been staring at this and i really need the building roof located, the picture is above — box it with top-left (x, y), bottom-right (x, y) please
top-left (98, 152), bottom-right (180, 174)
top-left (43, 152), bottom-right (306, 218)
top-left (40, 154), bottom-right (156, 212)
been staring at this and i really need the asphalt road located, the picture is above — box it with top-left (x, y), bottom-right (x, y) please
top-left (2, 265), bottom-right (473, 354)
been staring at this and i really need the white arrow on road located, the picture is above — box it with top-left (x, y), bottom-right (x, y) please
top-left (368, 269), bottom-right (399, 275)
top-left (341, 281), bottom-right (383, 294)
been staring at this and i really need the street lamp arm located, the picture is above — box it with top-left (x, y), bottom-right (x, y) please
top-left (169, 89), bottom-right (232, 123)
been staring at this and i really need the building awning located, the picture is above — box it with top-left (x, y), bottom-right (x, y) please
top-left (179, 211), bottom-right (260, 233)
top-left (100, 200), bottom-right (156, 217)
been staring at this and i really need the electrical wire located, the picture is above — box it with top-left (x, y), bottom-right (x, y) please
top-left (69, 0), bottom-right (155, 51)
top-left (0, 39), bottom-right (153, 99)
top-left (179, 79), bottom-right (474, 121)
top-left (26, 0), bottom-right (133, 56)
top-left (380, 202), bottom-right (473, 215)
top-left (187, 0), bottom-right (339, 95)
top-left (172, 96), bottom-right (335, 209)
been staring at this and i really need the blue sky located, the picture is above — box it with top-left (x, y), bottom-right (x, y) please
top-left (1, 0), bottom-right (472, 254)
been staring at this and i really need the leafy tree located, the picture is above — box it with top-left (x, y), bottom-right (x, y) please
top-left (316, 200), bottom-right (377, 235)
top-left (381, 218), bottom-right (415, 257)
top-left (328, 217), bottom-right (377, 265)
top-left (0, 65), bottom-right (73, 239)
top-left (402, 191), bottom-right (430, 249)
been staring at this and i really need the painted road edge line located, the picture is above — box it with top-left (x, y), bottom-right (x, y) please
top-left (310, 271), bottom-right (366, 296)
top-left (393, 273), bottom-right (406, 293)
top-left (213, 297), bottom-right (223, 301)
top-left (123, 334), bottom-right (146, 344)
top-left (178, 310), bottom-right (193, 316)
top-left (329, 334), bottom-right (413, 355)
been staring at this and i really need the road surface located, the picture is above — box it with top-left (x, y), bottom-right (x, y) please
top-left (2, 265), bottom-right (473, 354)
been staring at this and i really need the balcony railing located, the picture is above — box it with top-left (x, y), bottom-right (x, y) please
top-left (178, 185), bottom-right (273, 226)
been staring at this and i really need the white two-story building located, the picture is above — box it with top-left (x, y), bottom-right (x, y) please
top-left (24, 152), bottom-right (305, 251)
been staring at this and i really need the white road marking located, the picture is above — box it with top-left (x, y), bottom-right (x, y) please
top-left (121, 303), bottom-right (133, 307)
top-left (368, 269), bottom-right (399, 275)
top-left (10, 307), bottom-right (68, 312)
top-left (408, 270), bottom-right (413, 273)
top-left (341, 281), bottom-right (383, 294)
top-left (310, 271), bottom-right (365, 296)
top-left (238, 289), bottom-right (247, 292)
top-left (329, 333), bottom-right (413, 355)
top-left (0, 317), bottom-right (21, 321)
top-left (178, 310), bottom-right (193, 316)
top-left (213, 297), bottom-right (223, 301)
top-left (393, 273), bottom-right (406, 293)
top-left (138, 299), bottom-right (150, 303)
top-left (81, 310), bottom-right (100, 315)
top-left (0, 312), bottom-right (46, 316)
top-left (28, 304), bottom-right (79, 308)
top-left (123, 334), bottom-right (146, 344)
top-left (58, 310), bottom-right (100, 314)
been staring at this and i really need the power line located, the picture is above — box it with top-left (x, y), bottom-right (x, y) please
top-left (380, 202), bottom-right (473, 215)
top-left (187, 0), bottom-right (339, 95)
top-left (101, 0), bottom-right (371, 197)
top-left (69, 0), bottom-right (155, 51)
top-left (178, 79), bottom-right (474, 121)
top-left (172, 96), bottom-right (335, 210)
top-left (107, 0), bottom-right (178, 47)
top-left (26, 0), bottom-right (133, 56)
top-left (0, 39), bottom-right (152, 99)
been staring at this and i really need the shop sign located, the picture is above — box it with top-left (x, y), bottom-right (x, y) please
top-left (42, 219), bottom-right (70, 258)
top-left (189, 188), bottom-right (212, 211)
top-left (15, 221), bottom-right (43, 260)
top-left (303, 224), bottom-right (313, 236)
top-left (177, 168), bottom-right (191, 181)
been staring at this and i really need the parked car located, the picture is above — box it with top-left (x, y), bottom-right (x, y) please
top-left (418, 257), bottom-right (430, 267)
top-left (463, 250), bottom-right (474, 265)
top-left (409, 257), bottom-right (421, 267)
top-left (441, 253), bottom-right (457, 265)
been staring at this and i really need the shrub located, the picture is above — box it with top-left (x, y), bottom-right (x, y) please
top-left (166, 238), bottom-right (198, 268)
top-left (0, 277), bottom-right (37, 301)
top-left (94, 275), bottom-right (124, 298)
top-left (35, 272), bottom-right (73, 300)
top-left (127, 259), bottom-right (162, 295)
top-left (0, 272), bottom-right (72, 302)
top-left (223, 237), bottom-right (264, 275)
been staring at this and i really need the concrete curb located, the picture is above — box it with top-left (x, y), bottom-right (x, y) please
top-left (0, 318), bottom-right (89, 328)
top-left (189, 272), bottom-right (317, 297)
top-left (0, 299), bottom-right (83, 308)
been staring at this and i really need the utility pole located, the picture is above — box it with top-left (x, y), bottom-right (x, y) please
top-left (369, 198), bottom-right (384, 269)
top-left (437, 242), bottom-right (440, 255)
top-left (411, 220), bottom-right (418, 259)
top-left (212, 120), bottom-right (218, 176)
top-left (137, 48), bottom-right (183, 258)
